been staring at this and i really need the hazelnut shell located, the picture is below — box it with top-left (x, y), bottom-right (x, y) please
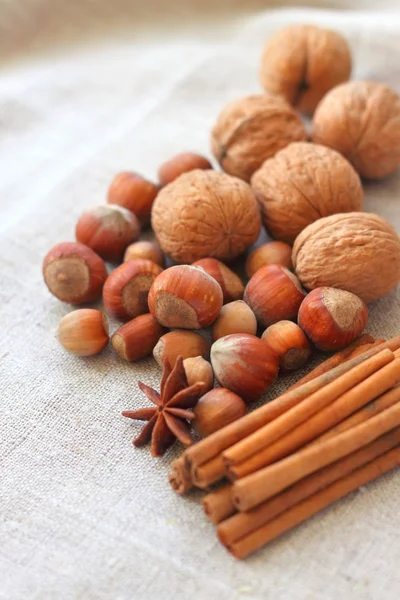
top-left (103, 259), bottom-right (163, 321)
top-left (210, 333), bottom-right (279, 403)
top-left (192, 258), bottom-right (244, 303)
top-left (153, 330), bottom-right (210, 367)
top-left (75, 204), bottom-right (140, 262)
top-left (245, 241), bottom-right (293, 278)
top-left (124, 241), bottom-right (164, 266)
top-left (298, 288), bottom-right (368, 351)
top-left (183, 356), bottom-right (214, 393)
top-left (158, 152), bottom-right (212, 186)
top-left (261, 320), bottom-right (311, 371)
top-left (193, 388), bottom-right (246, 437)
top-left (111, 313), bottom-right (166, 361)
top-left (57, 309), bottom-right (109, 356)
top-left (43, 242), bottom-right (107, 304)
top-left (148, 265), bottom-right (223, 329)
top-left (212, 300), bottom-right (257, 342)
top-left (107, 172), bottom-right (159, 224)
top-left (244, 265), bottom-right (305, 327)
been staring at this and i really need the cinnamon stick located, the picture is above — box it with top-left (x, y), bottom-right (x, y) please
top-left (191, 455), bottom-right (225, 489)
top-left (347, 339), bottom-right (385, 359)
top-left (228, 357), bottom-right (400, 481)
top-left (182, 336), bottom-right (400, 475)
top-left (228, 445), bottom-right (400, 559)
top-left (309, 385), bottom-right (400, 446)
top-left (202, 484), bottom-right (235, 524)
top-left (223, 350), bottom-right (393, 469)
top-left (285, 334), bottom-right (375, 392)
top-left (233, 390), bottom-right (400, 512)
top-left (218, 426), bottom-right (400, 547)
top-left (168, 457), bottom-right (193, 494)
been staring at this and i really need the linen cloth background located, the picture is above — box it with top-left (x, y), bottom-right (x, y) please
top-left (2, 1), bottom-right (400, 598)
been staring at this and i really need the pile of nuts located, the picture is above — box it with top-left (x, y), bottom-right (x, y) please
top-left (42, 23), bottom-right (400, 452)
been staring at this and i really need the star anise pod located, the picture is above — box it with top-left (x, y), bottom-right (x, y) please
top-left (122, 355), bottom-right (206, 457)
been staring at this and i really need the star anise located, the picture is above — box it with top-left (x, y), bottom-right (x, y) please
top-left (122, 355), bottom-right (206, 457)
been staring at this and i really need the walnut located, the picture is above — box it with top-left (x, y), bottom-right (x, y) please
top-left (292, 212), bottom-right (400, 303)
top-left (151, 169), bottom-right (261, 263)
top-left (251, 142), bottom-right (364, 244)
top-left (210, 94), bottom-right (307, 182)
top-left (260, 25), bottom-right (352, 115)
top-left (313, 81), bottom-right (400, 179)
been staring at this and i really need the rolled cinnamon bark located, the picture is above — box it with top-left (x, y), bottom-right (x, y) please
top-left (347, 339), bottom-right (385, 359)
top-left (228, 357), bottom-right (400, 480)
top-left (233, 385), bottom-right (400, 512)
top-left (202, 484), bottom-right (235, 524)
top-left (227, 445), bottom-right (400, 559)
top-left (217, 426), bottom-right (400, 547)
top-left (191, 455), bottom-right (225, 489)
top-left (285, 334), bottom-right (375, 391)
top-left (169, 457), bottom-right (193, 494)
top-left (223, 350), bottom-right (393, 468)
top-left (182, 337), bottom-right (400, 475)
top-left (309, 385), bottom-right (400, 446)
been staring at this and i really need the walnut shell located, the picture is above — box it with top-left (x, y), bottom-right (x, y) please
top-left (313, 81), bottom-right (400, 179)
top-left (292, 212), bottom-right (400, 303)
top-left (251, 142), bottom-right (364, 244)
top-left (151, 169), bottom-right (261, 263)
top-left (260, 25), bottom-right (352, 115)
top-left (210, 94), bottom-right (307, 182)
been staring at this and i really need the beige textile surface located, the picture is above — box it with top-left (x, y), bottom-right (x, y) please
top-left (2, 1), bottom-right (400, 598)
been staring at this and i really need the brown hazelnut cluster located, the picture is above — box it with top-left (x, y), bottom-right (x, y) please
top-left (42, 22), bottom-right (400, 454)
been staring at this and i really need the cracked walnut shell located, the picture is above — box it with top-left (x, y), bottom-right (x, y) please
top-left (251, 142), bottom-right (364, 244)
top-left (210, 94), bottom-right (307, 182)
top-left (151, 170), bottom-right (261, 263)
top-left (313, 81), bottom-right (400, 179)
top-left (292, 212), bottom-right (400, 303)
top-left (260, 25), bottom-right (352, 114)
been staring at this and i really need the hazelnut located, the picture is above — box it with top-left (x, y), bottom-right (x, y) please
top-left (75, 204), bottom-right (140, 262)
top-left (244, 265), bottom-right (305, 327)
top-left (210, 333), bottom-right (279, 403)
top-left (153, 331), bottom-right (210, 367)
top-left (245, 241), bottom-right (293, 278)
top-left (260, 25), bottom-right (351, 114)
top-left (57, 309), bottom-right (109, 356)
top-left (211, 94), bottom-right (307, 182)
top-left (298, 287), bottom-right (368, 352)
top-left (148, 265), bottom-right (223, 329)
top-left (124, 241), bottom-right (164, 267)
top-left (292, 212), bottom-right (400, 303)
top-left (192, 258), bottom-right (244, 303)
top-left (111, 314), bottom-right (166, 361)
top-left (212, 300), bottom-right (257, 342)
top-left (152, 170), bottom-right (261, 263)
top-left (107, 172), bottom-right (159, 225)
top-left (251, 142), bottom-right (363, 244)
top-left (313, 81), bottom-right (400, 179)
top-left (261, 320), bottom-right (311, 371)
top-left (193, 388), bottom-right (246, 437)
top-left (158, 152), bottom-right (212, 186)
top-left (183, 356), bottom-right (214, 393)
top-left (103, 259), bottom-right (163, 321)
top-left (43, 242), bottom-right (107, 304)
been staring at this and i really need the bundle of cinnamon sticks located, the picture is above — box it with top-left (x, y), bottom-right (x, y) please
top-left (169, 334), bottom-right (400, 559)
